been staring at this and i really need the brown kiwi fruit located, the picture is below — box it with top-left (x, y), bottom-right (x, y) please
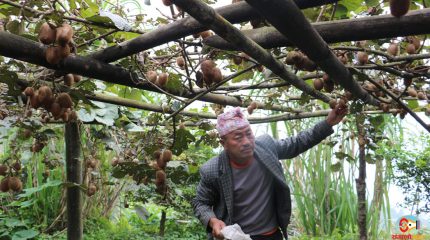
top-left (64, 74), bottom-right (74, 86)
top-left (161, 150), bottom-right (172, 163)
top-left (250, 101), bottom-right (257, 109)
top-left (233, 55), bottom-right (242, 65)
top-left (406, 43), bottom-right (416, 54)
top-left (0, 164), bottom-right (7, 176)
top-left (176, 57), bottom-right (185, 69)
top-left (87, 183), bottom-right (97, 196)
top-left (313, 78), bottom-right (324, 91)
top-left (58, 44), bottom-right (71, 59)
top-left (199, 31), bottom-right (212, 39)
top-left (49, 102), bottom-right (62, 118)
top-left (417, 92), bottom-right (426, 100)
top-left (407, 87), bottom-right (417, 97)
top-left (24, 87), bottom-right (34, 96)
top-left (357, 52), bottom-right (369, 65)
top-left (381, 103), bottom-right (390, 113)
top-left (390, 0), bottom-right (410, 17)
top-left (209, 68), bottom-right (223, 83)
top-left (8, 177), bottom-right (22, 192)
top-left (157, 73), bottom-right (169, 87)
top-left (157, 157), bottom-right (166, 169)
top-left (69, 110), bottom-right (78, 122)
top-left (0, 177), bottom-right (10, 192)
top-left (73, 74), bottom-right (82, 83)
top-left (387, 43), bottom-right (399, 56)
top-left (329, 99), bottom-right (337, 109)
top-left (200, 60), bottom-right (216, 75)
top-left (410, 37), bottom-right (420, 50)
top-left (155, 170), bottom-right (166, 184)
top-left (162, 0), bottom-right (173, 6)
top-left (57, 93), bottom-right (73, 108)
top-left (30, 91), bottom-right (40, 108)
top-left (56, 24), bottom-right (74, 46)
top-left (285, 51), bottom-right (302, 65)
top-left (38, 86), bottom-right (53, 105)
top-left (38, 22), bottom-right (56, 45)
top-left (247, 106), bottom-right (254, 115)
top-left (32, 142), bottom-right (44, 152)
top-left (146, 71), bottom-right (158, 83)
top-left (62, 109), bottom-right (70, 122)
top-left (23, 129), bottom-right (32, 139)
top-left (12, 162), bottom-right (21, 171)
top-left (111, 157), bottom-right (119, 167)
top-left (344, 91), bottom-right (353, 101)
top-left (45, 46), bottom-right (61, 65)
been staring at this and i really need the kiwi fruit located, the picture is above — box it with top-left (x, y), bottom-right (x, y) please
top-left (0, 177), bottom-right (10, 192)
top-left (73, 75), bottom-right (82, 83)
top-left (146, 71), bottom-right (158, 83)
top-left (200, 60), bottom-right (216, 75)
top-left (417, 92), bottom-right (427, 100)
top-left (313, 78), bottom-right (324, 91)
top-left (210, 68), bottom-right (223, 83)
top-left (153, 150), bottom-right (162, 160)
top-left (199, 30), bottom-right (212, 39)
top-left (195, 71), bottom-right (204, 88)
top-left (297, 56), bottom-right (316, 71)
top-left (38, 22), bottom-right (56, 45)
top-left (30, 92), bottom-right (40, 108)
top-left (111, 157), bottom-right (119, 167)
top-left (161, 150), bottom-right (172, 163)
top-left (247, 106), bottom-right (254, 115)
top-left (233, 55), bottom-right (242, 65)
top-left (0, 164), bottom-right (7, 176)
top-left (250, 101), bottom-right (257, 109)
top-left (409, 37), bottom-right (420, 50)
top-left (62, 110), bottom-right (70, 122)
top-left (337, 54), bottom-right (348, 64)
top-left (12, 162), bottom-right (21, 171)
top-left (176, 57), bottom-right (185, 69)
top-left (19, 131), bottom-right (30, 142)
top-left (387, 43), bottom-right (399, 56)
top-left (24, 87), bottom-right (34, 96)
top-left (406, 43), bottom-right (416, 54)
top-left (32, 142), bottom-right (44, 152)
top-left (162, 0), bottom-right (173, 6)
top-left (157, 157), bottom-right (166, 169)
top-left (390, 0), bottom-right (410, 17)
top-left (64, 74), bottom-right (74, 86)
top-left (357, 52), bottom-right (369, 65)
top-left (8, 177), bottom-right (22, 192)
top-left (49, 102), bottom-right (62, 118)
top-left (45, 46), bottom-right (61, 65)
top-left (285, 51), bottom-right (302, 65)
top-left (155, 170), bottom-right (166, 185)
top-left (38, 86), bottom-right (53, 106)
top-left (87, 159), bottom-right (97, 169)
top-left (381, 103), bottom-right (390, 113)
top-left (69, 110), bottom-right (78, 122)
top-left (407, 87), bottom-right (417, 97)
top-left (329, 99), bottom-right (337, 109)
top-left (344, 91), bottom-right (353, 101)
top-left (157, 73), bottom-right (169, 87)
top-left (57, 93), bottom-right (73, 108)
top-left (87, 183), bottom-right (97, 196)
top-left (56, 23), bottom-right (74, 47)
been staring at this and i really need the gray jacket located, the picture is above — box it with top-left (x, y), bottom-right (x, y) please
top-left (192, 120), bottom-right (334, 239)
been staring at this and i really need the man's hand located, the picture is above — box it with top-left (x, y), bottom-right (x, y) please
top-left (326, 100), bottom-right (348, 126)
top-left (209, 217), bottom-right (226, 239)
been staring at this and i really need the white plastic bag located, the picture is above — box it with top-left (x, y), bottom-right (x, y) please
top-left (220, 224), bottom-right (252, 240)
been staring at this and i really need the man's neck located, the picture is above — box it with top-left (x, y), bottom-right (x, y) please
top-left (229, 156), bottom-right (254, 169)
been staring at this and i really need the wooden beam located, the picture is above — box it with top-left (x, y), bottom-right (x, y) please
top-left (88, 0), bottom-right (338, 63)
top-left (203, 9), bottom-right (430, 50)
top-left (173, 0), bottom-right (332, 104)
top-left (244, 0), bottom-right (379, 106)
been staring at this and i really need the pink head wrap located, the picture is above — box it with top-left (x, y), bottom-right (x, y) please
top-left (216, 107), bottom-right (250, 137)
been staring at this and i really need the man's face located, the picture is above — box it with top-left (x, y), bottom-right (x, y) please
top-left (220, 126), bottom-right (255, 163)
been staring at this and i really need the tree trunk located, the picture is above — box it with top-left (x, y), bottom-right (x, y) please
top-left (65, 123), bottom-right (83, 240)
top-left (159, 210), bottom-right (166, 237)
top-left (355, 114), bottom-right (367, 240)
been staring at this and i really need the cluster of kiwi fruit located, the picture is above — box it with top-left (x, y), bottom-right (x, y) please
top-left (387, 38), bottom-right (420, 57)
top-left (313, 74), bottom-right (336, 93)
top-left (146, 70), bottom-right (169, 87)
top-left (247, 101), bottom-right (258, 115)
top-left (232, 52), bottom-right (249, 66)
top-left (23, 86), bottom-right (76, 123)
top-left (154, 149), bottom-right (172, 195)
top-left (285, 51), bottom-right (317, 71)
top-left (0, 163), bottom-right (23, 193)
top-left (198, 60), bottom-right (223, 87)
top-left (38, 22), bottom-right (74, 65)
top-left (390, 0), bottom-right (410, 18)
top-left (176, 56), bottom-right (185, 70)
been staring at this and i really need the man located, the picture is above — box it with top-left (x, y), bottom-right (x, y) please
top-left (192, 104), bottom-right (348, 240)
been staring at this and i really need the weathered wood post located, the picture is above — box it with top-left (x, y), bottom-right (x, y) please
top-left (356, 114), bottom-right (367, 240)
top-left (65, 122), bottom-right (82, 240)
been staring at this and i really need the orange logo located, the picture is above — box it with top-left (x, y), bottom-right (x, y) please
top-left (399, 216), bottom-right (420, 233)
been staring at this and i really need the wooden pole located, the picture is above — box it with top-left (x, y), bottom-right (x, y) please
top-left (356, 114), bottom-right (367, 240)
top-left (65, 122), bottom-right (83, 240)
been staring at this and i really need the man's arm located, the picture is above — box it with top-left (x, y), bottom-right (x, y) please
top-left (191, 169), bottom-right (219, 232)
top-left (276, 104), bottom-right (347, 159)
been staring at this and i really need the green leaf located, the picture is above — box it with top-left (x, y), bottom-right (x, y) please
top-left (365, 0), bottom-right (379, 6)
top-left (77, 108), bottom-right (96, 122)
top-left (12, 229), bottom-right (39, 240)
top-left (330, 162), bottom-right (342, 172)
top-left (407, 100), bottom-right (418, 110)
top-left (369, 115), bottom-right (385, 130)
top-left (0, 70), bottom-right (21, 96)
top-left (339, 0), bottom-right (362, 12)
top-left (172, 129), bottom-right (196, 155)
top-left (18, 180), bottom-right (62, 198)
top-left (4, 218), bottom-right (25, 228)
